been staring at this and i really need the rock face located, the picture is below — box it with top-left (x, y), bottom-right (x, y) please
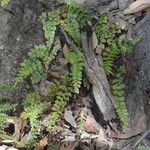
top-left (0, 0), bottom-right (45, 99)
top-left (125, 13), bottom-right (150, 126)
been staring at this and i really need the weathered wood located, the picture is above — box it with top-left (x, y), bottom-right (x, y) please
top-left (81, 31), bottom-right (117, 121)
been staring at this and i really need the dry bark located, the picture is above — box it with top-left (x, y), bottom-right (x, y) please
top-left (81, 31), bottom-right (117, 121)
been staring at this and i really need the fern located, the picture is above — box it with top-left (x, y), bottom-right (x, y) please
top-left (0, 102), bottom-right (15, 130)
top-left (15, 9), bottom-right (61, 85)
top-left (94, 13), bottom-right (137, 75)
top-left (111, 67), bottom-right (128, 129)
top-left (22, 105), bottom-right (44, 146)
top-left (136, 147), bottom-right (150, 150)
top-left (21, 92), bottom-right (46, 146)
top-left (65, 51), bottom-right (84, 93)
top-left (0, 0), bottom-right (9, 7)
top-left (23, 91), bottom-right (40, 106)
top-left (62, 4), bottom-right (89, 45)
top-left (103, 45), bottom-right (120, 75)
top-left (0, 83), bottom-right (15, 130)
top-left (15, 46), bottom-right (47, 85)
top-left (15, 42), bottom-right (59, 85)
top-left (43, 75), bottom-right (72, 131)
top-left (94, 13), bottom-right (142, 129)
top-left (41, 10), bottom-right (60, 47)
top-left (63, 18), bottom-right (80, 45)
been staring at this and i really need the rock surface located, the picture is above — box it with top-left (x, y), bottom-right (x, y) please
top-left (126, 13), bottom-right (150, 126)
top-left (0, 0), bottom-right (45, 99)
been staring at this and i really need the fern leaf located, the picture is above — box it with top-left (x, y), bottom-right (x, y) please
top-left (65, 51), bottom-right (84, 93)
top-left (0, 101), bottom-right (15, 129)
top-left (41, 10), bottom-right (60, 47)
top-left (22, 103), bottom-right (45, 146)
top-left (111, 66), bottom-right (128, 129)
top-left (15, 58), bottom-right (45, 84)
top-left (67, 5), bottom-right (89, 28)
top-left (0, 0), bottom-right (9, 7)
top-left (23, 92), bottom-right (40, 106)
top-left (0, 83), bottom-right (12, 90)
top-left (44, 38), bottom-right (60, 69)
top-left (62, 5), bottom-right (89, 45)
top-left (15, 42), bottom-right (59, 85)
top-left (43, 75), bottom-right (72, 131)
top-left (63, 18), bottom-right (80, 45)
top-left (136, 147), bottom-right (150, 150)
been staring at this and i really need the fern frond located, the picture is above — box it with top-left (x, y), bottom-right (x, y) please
top-left (44, 38), bottom-right (60, 69)
top-left (41, 10), bottom-right (60, 47)
top-left (111, 67), bottom-right (128, 129)
top-left (21, 103), bottom-right (45, 146)
top-left (136, 147), bottom-right (150, 150)
top-left (15, 58), bottom-right (45, 85)
top-left (0, 83), bottom-right (12, 90)
top-left (15, 40), bottom-right (60, 85)
top-left (0, 0), bottom-right (9, 7)
top-left (23, 92), bottom-right (40, 106)
top-left (67, 5), bottom-right (89, 28)
top-left (44, 75), bottom-right (72, 130)
top-left (0, 102), bottom-right (15, 129)
top-left (62, 5), bottom-right (89, 45)
top-left (0, 103), bottom-right (15, 112)
top-left (103, 46), bottom-right (120, 75)
top-left (63, 18), bottom-right (80, 45)
top-left (65, 51), bottom-right (84, 93)
top-left (0, 113), bottom-right (10, 129)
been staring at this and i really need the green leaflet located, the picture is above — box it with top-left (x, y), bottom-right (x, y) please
top-left (65, 51), bottom-right (84, 93)
top-left (136, 147), bottom-right (150, 150)
top-left (0, 0), bottom-right (9, 7)
top-left (15, 43), bottom-right (59, 85)
top-left (21, 92), bottom-right (46, 146)
top-left (44, 75), bottom-right (73, 131)
top-left (111, 67), bottom-right (128, 129)
top-left (41, 10), bottom-right (60, 47)
top-left (62, 4), bottom-right (89, 45)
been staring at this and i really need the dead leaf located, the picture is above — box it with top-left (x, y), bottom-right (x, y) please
top-left (57, 58), bottom-right (66, 67)
top-left (96, 128), bottom-right (116, 150)
top-left (124, 0), bottom-right (150, 15)
top-left (35, 138), bottom-right (48, 150)
top-left (64, 110), bottom-right (77, 128)
top-left (63, 44), bottom-right (70, 57)
top-left (50, 70), bottom-right (60, 78)
top-left (84, 116), bottom-right (100, 133)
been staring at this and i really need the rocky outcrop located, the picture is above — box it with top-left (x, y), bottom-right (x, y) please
top-left (0, 0), bottom-right (45, 99)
